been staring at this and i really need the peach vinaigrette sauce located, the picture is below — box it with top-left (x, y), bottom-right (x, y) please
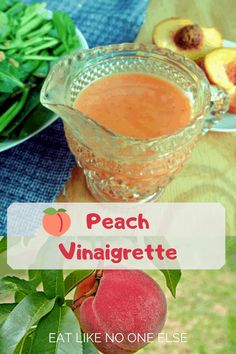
top-left (41, 43), bottom-right (228, 202)
top-left (73, 73), bottom-right (191, 139)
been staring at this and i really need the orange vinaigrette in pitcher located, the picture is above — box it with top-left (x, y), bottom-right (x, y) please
top-left (41, 44), bottom-right (228, 202)
top-left (73, 73), bottom-right (192, 139)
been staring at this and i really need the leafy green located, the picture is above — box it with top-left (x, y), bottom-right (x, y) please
top-left (28, 270), bottom-right (41, 288)
top-left (0, 1), bottom-right (17, 12)
top-left (0, 292), bottom-right (55, 354)
top-left (17, 10), bottom-right (48, 37)
top-left (53, 11), bottom-right (81, 53)
top-left (64, 270), bottom-right (94, 295)
top-left (83, 340), bottom-right (100, 354)
top-left (160, 269), bottom-right (182, 298)
top-left (33, 60), bottom-right (50, 77)
top-left (0, 11), bottom-right (10, 38)
top-left (0, 1), bottom-right (81, 141)
top-left (0, 86), bottom-right (41, 137)
top-left (6, 2), bottom-right (24, 19)
top-left (0, 87), bottom-right (29, 133)
top-left (0, 60), bottom-right (24, 93)
top-left (14, 328), bottom-right (35, 354)
top-left (41, 270), bottom-right (65, 302)
top-left (14, 291), bottom-right (27, 303)
top-left (18, 103), bottom-right (55, 138)
top-left (32, 304), bottom-right (82, 354)
top-left (0, 276), bottom-right (35, 295)
top-left (0, 303), bottom-right (17, 326)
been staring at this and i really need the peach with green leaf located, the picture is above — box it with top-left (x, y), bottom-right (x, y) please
top-left (42, 207), bottom-right (71, 236)
top-left (73, 270), bottom-right (167, 354)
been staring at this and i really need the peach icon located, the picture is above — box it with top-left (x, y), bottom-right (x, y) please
top-left (42, 208), bottom-right (71, 236)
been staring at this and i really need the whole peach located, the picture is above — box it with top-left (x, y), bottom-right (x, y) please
top-left (73, 270), bottom-right (167, 354)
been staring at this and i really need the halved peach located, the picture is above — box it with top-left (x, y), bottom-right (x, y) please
top-left (229, 93), bottom-right (236, 114)
top-left (204, 48), bottom-right (236, 96)
top-left (153, 18), bottom-right (222, 60)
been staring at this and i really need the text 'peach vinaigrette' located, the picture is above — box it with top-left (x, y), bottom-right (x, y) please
top-left (73, 73), bottom-right (192, 139)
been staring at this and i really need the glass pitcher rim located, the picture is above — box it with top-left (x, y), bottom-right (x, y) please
top-left (41, 42), bottom-right (211, 144)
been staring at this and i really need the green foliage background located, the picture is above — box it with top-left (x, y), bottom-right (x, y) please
top-left (0, 237), bottom-right (235, 354)
top-left (141, 238), bottom-right (236, 354)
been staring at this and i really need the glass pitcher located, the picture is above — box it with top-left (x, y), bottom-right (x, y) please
top-left (40, 43), bottom-right (229, 202)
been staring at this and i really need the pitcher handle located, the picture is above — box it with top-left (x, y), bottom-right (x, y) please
top-left (202, 86), bottom-right (230, 134)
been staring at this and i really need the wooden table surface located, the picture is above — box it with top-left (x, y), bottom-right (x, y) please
top-left (58, 0), bottom-right (236, 236)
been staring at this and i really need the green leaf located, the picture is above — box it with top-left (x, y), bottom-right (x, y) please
top-left (5, 2), bottom-right (25, 20)
top-left (20, 2), bottom-right (46, 28)
top-left (57, 208), bottom-right (66, 213)
top-left (0, 276), bottom-right (35, 295)
top-left (64, 270), bottom-right (94, 296)
top-left (15, 291), bottom-right (26, 303)
top-left (0, 61), bottom-right (24, 93)
top-left (14, 328), bottom-right (35, 354)
top-left (65, 299), bottom-right (73, 307)
top-left (19, 60), bottom-right (40, 80)
top-left (83, 340), bottom-right (100, 354)
top-left (0, 303), bottom-right (16, 326)
top-left (33, 60), bottom-right (49, 78)
top-left (52, 11), bottom-right (81, 53)
top-left (0, 11), bottom-right (10, 38)
top-left (41, 270), bottom-right (65, 302)
top-left (43, 207), bottom-right (57, 215)
top-left (0, 1), bottom-right (17, 12)
top-left (0, 292), bottom-right (55, 354)
top-left (159, 269), bottom-right (181, 298)
top-left (28, 270), bottom-right (41, 287)
top-left (0, 237), bottom-right (7, 254)
top-left (18, 104), bottom-right (56, 139)
top-left (0, 86), bottom-right (40, 138)
top-left (0, 87), bottom-right (29, 133)
top-left (32, 303), bottom-right (82, 354)
top-left (0, 92), bottom-right (10, 106)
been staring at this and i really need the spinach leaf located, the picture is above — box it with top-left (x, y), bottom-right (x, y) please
top-left (0, 2), bottom-right (81, 140)
top-left (0, 86), bottom-right (41, 137)
top-left (19, 103), bottom-right (56, 139)
top-left (0, 61), bottom-right (24, 93)
top-left (53, 11), bottom-right (81, 53)
top-left (0, 0), bottom-right (17, 12)
top-left (0, 11), bottom-right (10, 38)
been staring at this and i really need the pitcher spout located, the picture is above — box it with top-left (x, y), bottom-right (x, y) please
top-left (40, 51), bottom-right (86, 117)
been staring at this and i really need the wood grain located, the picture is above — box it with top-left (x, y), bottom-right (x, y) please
top-left (58, 0), bottom-right (236, 236)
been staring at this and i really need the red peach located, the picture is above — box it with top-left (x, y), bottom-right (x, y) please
top-left (73, 272), bottom-right (98, 308)
top-left (73, 270), bottom-right (167, 354)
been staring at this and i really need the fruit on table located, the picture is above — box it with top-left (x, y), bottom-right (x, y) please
top-left (73, 270), bottom-right (167, 354)
top-left (43, 207), bottom-right (71, 236)
top-left (153, 17), bottom-right (222, 60)
top-left (204, 48), bottom-right (236, 94)
top-left (229, 93), bottom-right (236, 114)
top-left (203, 48), bottom-right (236, 113)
